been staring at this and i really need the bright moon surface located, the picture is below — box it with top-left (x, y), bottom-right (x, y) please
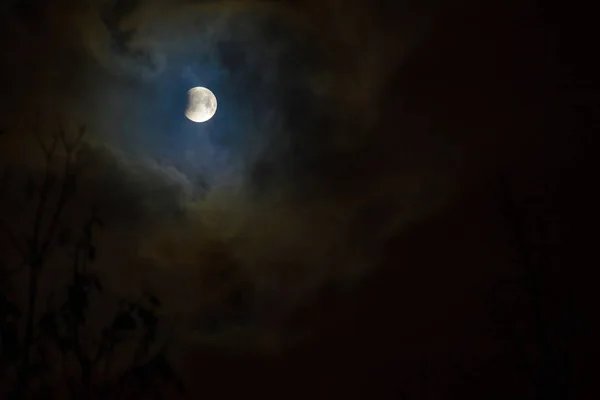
top-left (185, 87), bottom-right (217, 123)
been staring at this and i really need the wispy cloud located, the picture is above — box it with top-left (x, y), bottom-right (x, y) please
top-left (1, 0), bottom-right (489, 349)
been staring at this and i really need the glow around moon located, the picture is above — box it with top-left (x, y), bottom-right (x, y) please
top-left (185, 87), bottom-right (217, 123)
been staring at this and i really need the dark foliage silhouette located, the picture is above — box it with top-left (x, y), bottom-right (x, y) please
top-left (0, 123), bottom-right (184, 399)
top-left (484, 177), bottom-right (574, 400)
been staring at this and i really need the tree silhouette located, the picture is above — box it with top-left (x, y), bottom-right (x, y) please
top-left (485, 176), bottom-right (574, 400)
top-left (0, 123), bottom-right (184, 399)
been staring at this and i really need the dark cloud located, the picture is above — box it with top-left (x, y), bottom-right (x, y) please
top-left (1, 1), bottom-right (593, 398)
top-left (0, 0), bottom-right (538, 352)
top-left (73, 143), bottom-right (193, 226)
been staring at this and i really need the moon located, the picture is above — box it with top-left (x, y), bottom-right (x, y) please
top-left (185, 87), bottom-right (217, 123)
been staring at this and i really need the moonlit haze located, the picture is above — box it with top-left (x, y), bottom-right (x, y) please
top-left (0, 0), bottom-right (590, 399)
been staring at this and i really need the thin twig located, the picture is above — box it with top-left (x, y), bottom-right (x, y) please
top-left (40, 151), bottom-right (75, 258)
top-left (32, 130), bottom-right (61, 252)
top-left (34, 126), bottom-right (58, 162)
top-left (39, 121), bottom-right (86, 259)
top-left (32, 168), bottom-right (54, 252)
top-left (56, 118), bottom-right (70, 153)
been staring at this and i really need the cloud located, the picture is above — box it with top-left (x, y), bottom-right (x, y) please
top-left (74, 142), bottom-right (196, 225)
top-left (1, 0), bottom-right (515, 351)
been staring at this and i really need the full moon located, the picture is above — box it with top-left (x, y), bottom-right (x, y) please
top-left (185, 87), bottom-right (217, 123)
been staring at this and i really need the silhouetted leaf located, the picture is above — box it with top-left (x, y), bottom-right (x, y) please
top-left (154, 354), bottom-right (173, 377)
top-left (92, 274), bottom-right (103, 292)
top-left (74, 273), bottom-right (87, 287)
top-left (126, 365), bottom-right (150, 386)
top-left (67, 284), bottom-right (88, 309)
top-left (77, 309), bottom-right (86, 326)
top-left (0, 294), bottom-right (21, 318)
top-left (228, 287), bottom-right (245, 310)
top-left (145, 293), bottom-right (161, 307)
top-left (57, 227), bottom-right (72, 246)
top-left (1, 322), bottom-right (19, 361)
top-left (65, 173), bottom-right (78, 193)
top-left (25, 176), bottom-right (36, 199)
top-left (118, 298), bottom-right (129, 310)
top-left (101, 327), bottom-right (112, 339)
top-left (58, 336), bottom-right (75, 352)
top-left (175, 377), bottom-right (186, 394)
top-left (29, 362), bottom-right (46, 378)
top-left (38, 313), bottom-right (58, 336)
top-left (154, 355), bottom-right (186, 393)
top-left (113, 313), bottom-right (137, 330)
top-left (88, 245), bottom-right (96, 262)
top-left (137, 307), bottom-right (158, 331)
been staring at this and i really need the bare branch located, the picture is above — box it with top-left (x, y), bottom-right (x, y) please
top-left (56, 117), bottom-right (70, 153)
top-left (40, 149), bottom-right (76, 257)
top-left (32, 118), bottom-right (85, 258)
top-left (34, 124), bottom-right (59, 163)
top-left (33, 124), bottom-right (47, 156)
top-left (32, 164), bottom-right (56, 250)
top-left (56, 116), bottom-right (85, 155)
top-left (49, 134), bottom-right (59, 160)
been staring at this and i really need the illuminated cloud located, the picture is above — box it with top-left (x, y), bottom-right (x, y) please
top-left (0, 0), bottom-right (506, 349)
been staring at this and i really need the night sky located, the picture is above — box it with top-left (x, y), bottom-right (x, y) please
top-left (0, 0), bottom-right (596, 399)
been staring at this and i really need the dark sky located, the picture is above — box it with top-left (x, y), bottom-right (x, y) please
top-left (0, 0), bottom-right (596, 398)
